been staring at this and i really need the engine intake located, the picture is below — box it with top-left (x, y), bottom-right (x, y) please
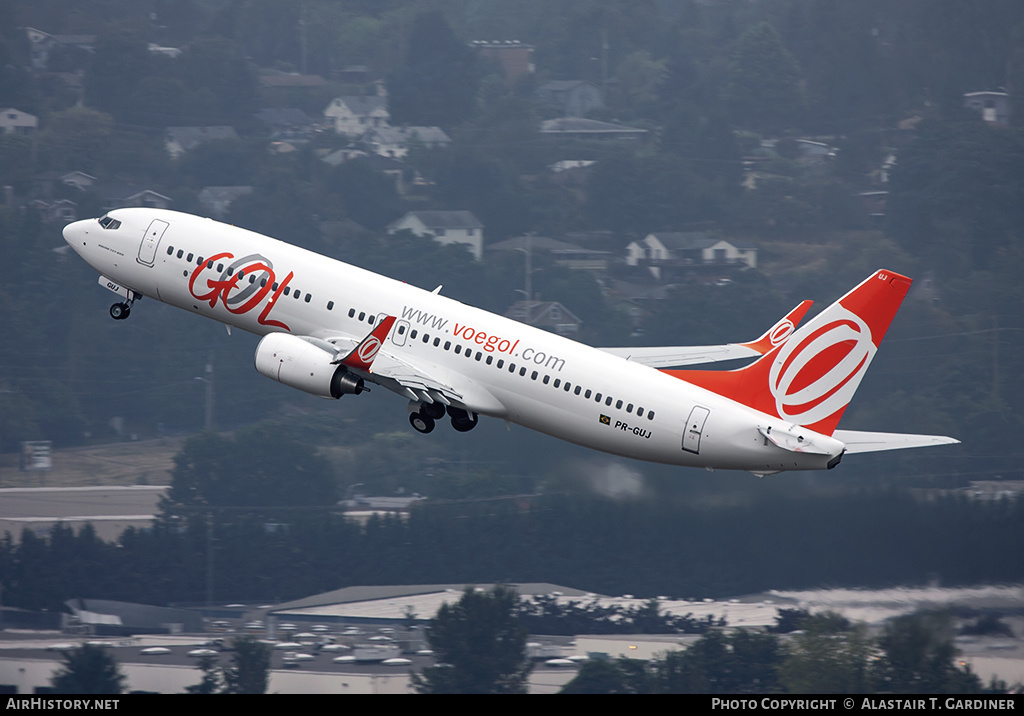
top-left (254, 332), bottom-right (365, 399)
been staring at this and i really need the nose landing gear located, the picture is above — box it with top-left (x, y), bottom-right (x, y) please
top-left (109, 290), bottom-right (140, 320)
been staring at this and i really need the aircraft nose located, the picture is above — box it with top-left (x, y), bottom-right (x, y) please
top-left (63, 218), bottom-right (89, 247)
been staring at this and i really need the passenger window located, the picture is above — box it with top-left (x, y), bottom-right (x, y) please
top-left (433, 337), bottom-right (440, 346)
top-left (605, 397), bottom-right (613, 406)
top-left (304, 294), bottom-right (311, 303)
top-left (626, 403), bottom-right (633, 413)
top-left (454, 345), bottom-right (461, 354)
top-left (358, 312), bottom-right (365, 321)
top-left (187, 253), bottom-right (194, 262)
top-left (520, 367), bottom-right (527, 376)
top-left (486, 356), bottom-right (493, 365)
top-left (543, 375), bottom-right (550, 384)
top-left (553, 379), bottom-right (561, 388)
top-left (398, 325), bottom-right (405, 335)
top-left (564, 383), bottom-right (571, 392)
top-left (616, 400), bottom-right (623, 409)
top-left (411, 330), bottom-right (418, 339)
top-left (637, 408), bottom-right (644, 417)
top-left (167, 247), bottom-right (173, 255)
top-left (509, 363), bottom-right (516, 373)
top-left (531, 371), bottom-right (538, 380)
top-left (648, 411), bottom-right (655, 420)
top-left (283, 286), bottom-right (290, 296)
top-left (176, 249), bottom-right (184, 259)
top-left (497, 360), bottom-right (504, 369)
top-left (349, 309), bottom-right (355, 318)
top-left (585, 389), bottom-right (592, 399)
top-left (595, 393), bottom-right (602, 402)
top-left (327, 301), bottom-right (334, 310)
top-left (444, 341), bottom-right (451, 350)
top-left (575, 386), bottom-right (582, 395)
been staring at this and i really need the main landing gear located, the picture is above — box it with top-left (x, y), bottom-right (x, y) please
top-left (109, 291), bottom-right (140, 321)
top-left (409, 402), bottom-right (479, 434)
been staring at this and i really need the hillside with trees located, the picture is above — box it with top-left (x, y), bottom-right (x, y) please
top-left (1, 0), bottom-right (1023, 610)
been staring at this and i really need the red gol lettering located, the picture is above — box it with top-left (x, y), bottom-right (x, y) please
top-left (188, 252), bottom-right (292, 330)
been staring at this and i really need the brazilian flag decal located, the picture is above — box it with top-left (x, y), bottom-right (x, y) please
top-left (599, 414), bottom-right (611, 425)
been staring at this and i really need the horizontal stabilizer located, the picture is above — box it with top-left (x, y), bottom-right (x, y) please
top-left (833, 430), bottom-right (960, 454)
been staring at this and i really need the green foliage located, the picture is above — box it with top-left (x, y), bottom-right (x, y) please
top-left (887, 121), bottom-right (1024, 272)
top-left (722, 22), bottom-right (805, 132)
top-left (874, 612), bottom-right (984, 694)
top-left (413, 585), bottom-right (533, 694)
top-left (222, 635), bottom-right (271, 694)
top-left (160, 425), bottom-right (337, 519)
top-left (560, 657), bottom-right (647, 694)
top-left (50, 643), bottom-right (126, 694)
top-left (387, 12), bottom-right (480, 127)
top-left (779, 620), bottom-right (874, 693)
top-left (184, 654), bottom-right (224, 694)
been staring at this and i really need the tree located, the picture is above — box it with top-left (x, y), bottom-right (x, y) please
top-left (222, 635), bottom-right (271, 694)
top-left (185, 654), bottom-right (224, 694)
top-left (50, 644), bottom-right (127, 694)
top-left (387, 12), bottom-right (480, 127)
top-left (159, 425), bottom-right (338, 520)
top-left (560, 657), bottom-right (649, 694)
top-left (722, 22), bottom-right (805, 132)
top-left (413, 585), bottom-right (533, 694)
top-left (779, 616), bottom-right (874, 693)
top-left (873, 612), bottom-right (984, 694)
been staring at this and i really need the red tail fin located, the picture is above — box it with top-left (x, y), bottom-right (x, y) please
top-left (664, 271), bottom-right (912, 436)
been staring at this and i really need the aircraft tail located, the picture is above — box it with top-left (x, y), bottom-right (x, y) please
top-left (664, 270), bottom-right (912, 436)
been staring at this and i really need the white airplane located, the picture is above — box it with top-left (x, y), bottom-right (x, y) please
top-left (63, 208), bottom-right (957, 476)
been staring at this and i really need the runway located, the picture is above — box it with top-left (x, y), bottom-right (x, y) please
top-left (0, 486), bottom-right (168, 542)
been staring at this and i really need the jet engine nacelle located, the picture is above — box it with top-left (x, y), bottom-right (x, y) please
top-left (254, 332), bottom-right (365, 399)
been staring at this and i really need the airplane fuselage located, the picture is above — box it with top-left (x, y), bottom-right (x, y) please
top-left (63, 208), bottom-right (846, 473)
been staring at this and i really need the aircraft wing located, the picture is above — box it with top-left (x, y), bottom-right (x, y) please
top-left (599, 300), bottom-right (813, 368)
top-left (310, 319), bottom-right (500, 414)
top-left (833, 430), bottom-right (960, 454)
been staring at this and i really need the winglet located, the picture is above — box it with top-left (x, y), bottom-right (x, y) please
top-left (340, 316), bottom-right (397, 371)
top-left (737, 300), bottom-right (814, 355)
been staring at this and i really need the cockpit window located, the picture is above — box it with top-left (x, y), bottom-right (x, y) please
top-left (98, 216), bottom-right (121, 230)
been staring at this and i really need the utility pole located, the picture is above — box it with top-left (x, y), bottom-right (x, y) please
top-left (196, 351), bottom-right (214, 431)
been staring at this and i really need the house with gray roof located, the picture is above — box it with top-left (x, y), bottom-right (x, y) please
top-left (362, 126), bottom-right (451, 158)
top-left (165, 126), bottom-right (240, 159)
top-left (539, 117), bottom-right (647, 140)
top-left (626, 232), bottom-right (757, 280)
top-left (387, 210), bottom-right (484, 260)
top-left (0, 108), bottom-right (38, 135)
top-left (538, 80), bottom-right (604, 117)
top-left (324, 95), bottom-right (390, 138)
